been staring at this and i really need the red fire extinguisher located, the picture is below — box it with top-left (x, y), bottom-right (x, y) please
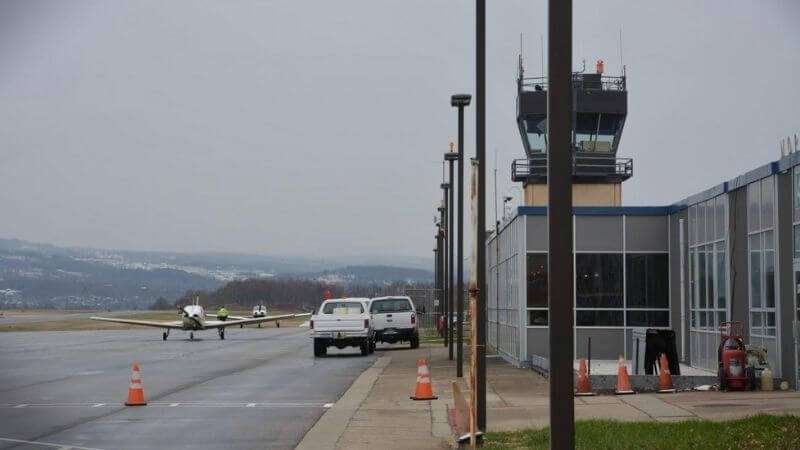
top-left (718, 321), bottom-right (748, 391)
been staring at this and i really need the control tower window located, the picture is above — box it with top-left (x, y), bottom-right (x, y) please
top-left (574, 113), bottom-right (623, 153)
top-left (524, 116), bottom-right (547, 153)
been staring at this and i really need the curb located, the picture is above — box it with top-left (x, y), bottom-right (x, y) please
top-left (296, 356), bottom-right (391, 450)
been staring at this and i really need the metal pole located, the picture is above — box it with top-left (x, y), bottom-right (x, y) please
top-left (448, 162), bottom-right (455, 360)
top-left (457, 105), bottom-right (465, 378)
top-left (475, 0), bottom-right (487, 431)
top-left (441, 193), bottom-right (449, 348)
top-left (548, 0), bottom-right (575, 447)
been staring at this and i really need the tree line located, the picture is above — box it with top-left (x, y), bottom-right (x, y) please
top-left (155, 277), bottom-right (433, 311)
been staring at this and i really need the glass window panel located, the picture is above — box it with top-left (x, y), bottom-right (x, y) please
top-left (527, 310), bottom-right (548, 326)
top-left (689, 247), bottom-right (697, 308)
top-left (751, 312), bottom-right (762, 336)
top-left (794, 225), bottom-right (800, 260)
top-left (700, 311), bottom-right (707, 328)
top-left (697, 201), bottom-right (706, 243)
top-left (626, 310), bottom-right (669, 327)
top-left (766, 312), bottom-right (776, 327)
top-left (576, 310), bottom-right (624, 327)
top-left (575, 254), bottom-right (623, 308)
top-left (765, 248), bottom-right (775, 309)
top-left (750, 234), bottom-right (762, 308)
top-left (698, 249), bottom-right (707, 308)
top-left (761, 177), bottom-right (774, 229)
top-left (626, 254), bottom-right (668, 308)
top-left (706, 245), bottom-right (714, 307)
top-left (574, 113), bottom-right (600, 151)
top-left (705, 200), bottom-right (714, 244)
top-left (527, 254), bottom-right (548, 307)
top-left (715, 196), bottom-right (726, 240)
top-left (747, 182), bottom-right (760, 232)
top-left (715, 242), bottom-right (726, 309)
top-left (717, 311), bottom-right (727, 327)
top-left (691, 311), bottom-right (697, 328)
top-left (795, 167), bottom-right (800, 222)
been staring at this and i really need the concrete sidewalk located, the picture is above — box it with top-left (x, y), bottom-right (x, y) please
top-left (297, 343), bottom-right (800, 449)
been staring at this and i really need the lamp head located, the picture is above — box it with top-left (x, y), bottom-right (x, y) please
top-left (451, 94), bottom-right (472, 107)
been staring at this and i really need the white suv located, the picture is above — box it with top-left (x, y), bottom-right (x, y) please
top-left (370, 296), bottom-right (419, 349)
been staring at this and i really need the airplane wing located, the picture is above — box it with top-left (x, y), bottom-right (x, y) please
top-left (90, 317), bottom-right (184, 329)
top-left (204, 313), bottom-right (312, 329)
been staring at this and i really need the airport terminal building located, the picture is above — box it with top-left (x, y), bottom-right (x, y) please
top-left (486, 64), bottom-right (800, 389)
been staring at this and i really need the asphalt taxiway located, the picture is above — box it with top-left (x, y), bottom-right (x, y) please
top-left (0, 327), bottom-right (376, 449)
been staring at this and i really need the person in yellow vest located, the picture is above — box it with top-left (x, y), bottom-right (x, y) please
top-left (217, 306), bottom-right (229, 321)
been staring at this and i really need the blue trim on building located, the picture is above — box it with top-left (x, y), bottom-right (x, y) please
top-left (517, 206), bottom-right (670, 216)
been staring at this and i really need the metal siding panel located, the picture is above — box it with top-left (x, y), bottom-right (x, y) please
top-left (526, 215), bottom-right (548, 251)
top-left (729, 188), bottom-right (750, 341)
top-left (576, 329), bottom-right (625, 360)
top-left (626, 215), bottom-right (668, 252)
top-left (670, 210), bottom-right (689, 362)
top-left (575, 216), bottom-right (623, 251)
top-left (527, 328), bottom-right (550, 358)
top-left (777, 172), bottom-right (796, 388)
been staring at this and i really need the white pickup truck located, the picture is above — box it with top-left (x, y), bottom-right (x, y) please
top-left (310, 299), bottom-right (374, 357)
top-left (370, 296), bottom-right (419, 349)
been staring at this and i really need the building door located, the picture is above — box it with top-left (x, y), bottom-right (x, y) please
top-left (795, 263), bottom-right (800, 389)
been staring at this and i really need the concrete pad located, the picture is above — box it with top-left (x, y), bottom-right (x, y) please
top-left (619, 395), bottom-right (695, 418)
top-left (578, 395), bottom-right (624, 405)
top-left (575, 403), bottom-right (652, 422)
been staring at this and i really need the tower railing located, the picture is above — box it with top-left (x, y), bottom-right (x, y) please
top-left (511, 155), bottom-right (633, 182)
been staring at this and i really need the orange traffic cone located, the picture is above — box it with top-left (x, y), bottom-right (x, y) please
top-left (125, 363), bottom-right (147, 406)
top-left (657, 353), bottom-right (676, 393)
top-left (575, 359), bottom-right (595, 396)
top-left (410, 359), bottom-right (438, 400)
top-left (615, 355), bottom-right (635, 395)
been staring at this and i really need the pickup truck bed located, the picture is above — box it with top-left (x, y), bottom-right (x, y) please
top-left (310, 300), bottom-right (374, 356)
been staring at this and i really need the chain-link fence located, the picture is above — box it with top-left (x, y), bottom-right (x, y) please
top-left (405, 287), bottom-right (471, 339)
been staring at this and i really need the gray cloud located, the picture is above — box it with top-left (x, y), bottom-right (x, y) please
top-left (1, 0), bottom-right (798, 259)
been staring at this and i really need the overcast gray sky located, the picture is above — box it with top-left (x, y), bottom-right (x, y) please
top-left (1, 0), bottom-right (799, 259)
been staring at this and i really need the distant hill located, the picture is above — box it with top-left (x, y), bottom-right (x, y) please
top-left (0, 238), bottom-right (434, 309)
top-left (311, 265), bottom-right (433, 285)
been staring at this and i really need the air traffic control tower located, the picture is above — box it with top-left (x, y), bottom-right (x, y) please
top-left (513, 60), bottom-right (631, 206)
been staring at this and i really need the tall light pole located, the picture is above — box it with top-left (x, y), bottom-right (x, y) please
top-left (451, 94), bottom-right (471, 378)
top-left (438, 198), bottom-right (448, 347)
top-left (548, 0), bottom-right (575, 447)
top-left (475, 0), bottom-right (487, 430)
top-left (444, 151), bottom-right (457, 360)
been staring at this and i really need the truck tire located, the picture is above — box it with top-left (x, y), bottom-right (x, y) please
top-left (369, 339), bottom-right (376, 353)
top-left (314, 339), bottom-right (325, 357)
top-left (410, 334), bottom-right (419, 349)
top-left (360, 341), bottom-right (369, 356)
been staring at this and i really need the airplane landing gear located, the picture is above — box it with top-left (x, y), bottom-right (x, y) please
top-left (189, 332), bottom-right (194, 341)
top-left (218, 328), bottom-right (225, 340)
top-left (276, 322), bottom-right (280, 328)
top-left (162, 330), bottom-right (169, 341)
top-left (258, 323), bottom-right (261, 328)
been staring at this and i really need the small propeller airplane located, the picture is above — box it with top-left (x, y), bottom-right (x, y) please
top-left (91, 298), bottom-right (311, 341)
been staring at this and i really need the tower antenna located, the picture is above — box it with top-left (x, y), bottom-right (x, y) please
top-left (619, 26), bottom-right (624, 74)
top-left (540, 34), bottom-right (545, 79)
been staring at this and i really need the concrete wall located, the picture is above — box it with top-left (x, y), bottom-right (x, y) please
top-left (777, 171), bottom-right (797, 389)
top-left (524, 183), bottom-right (622, 207)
